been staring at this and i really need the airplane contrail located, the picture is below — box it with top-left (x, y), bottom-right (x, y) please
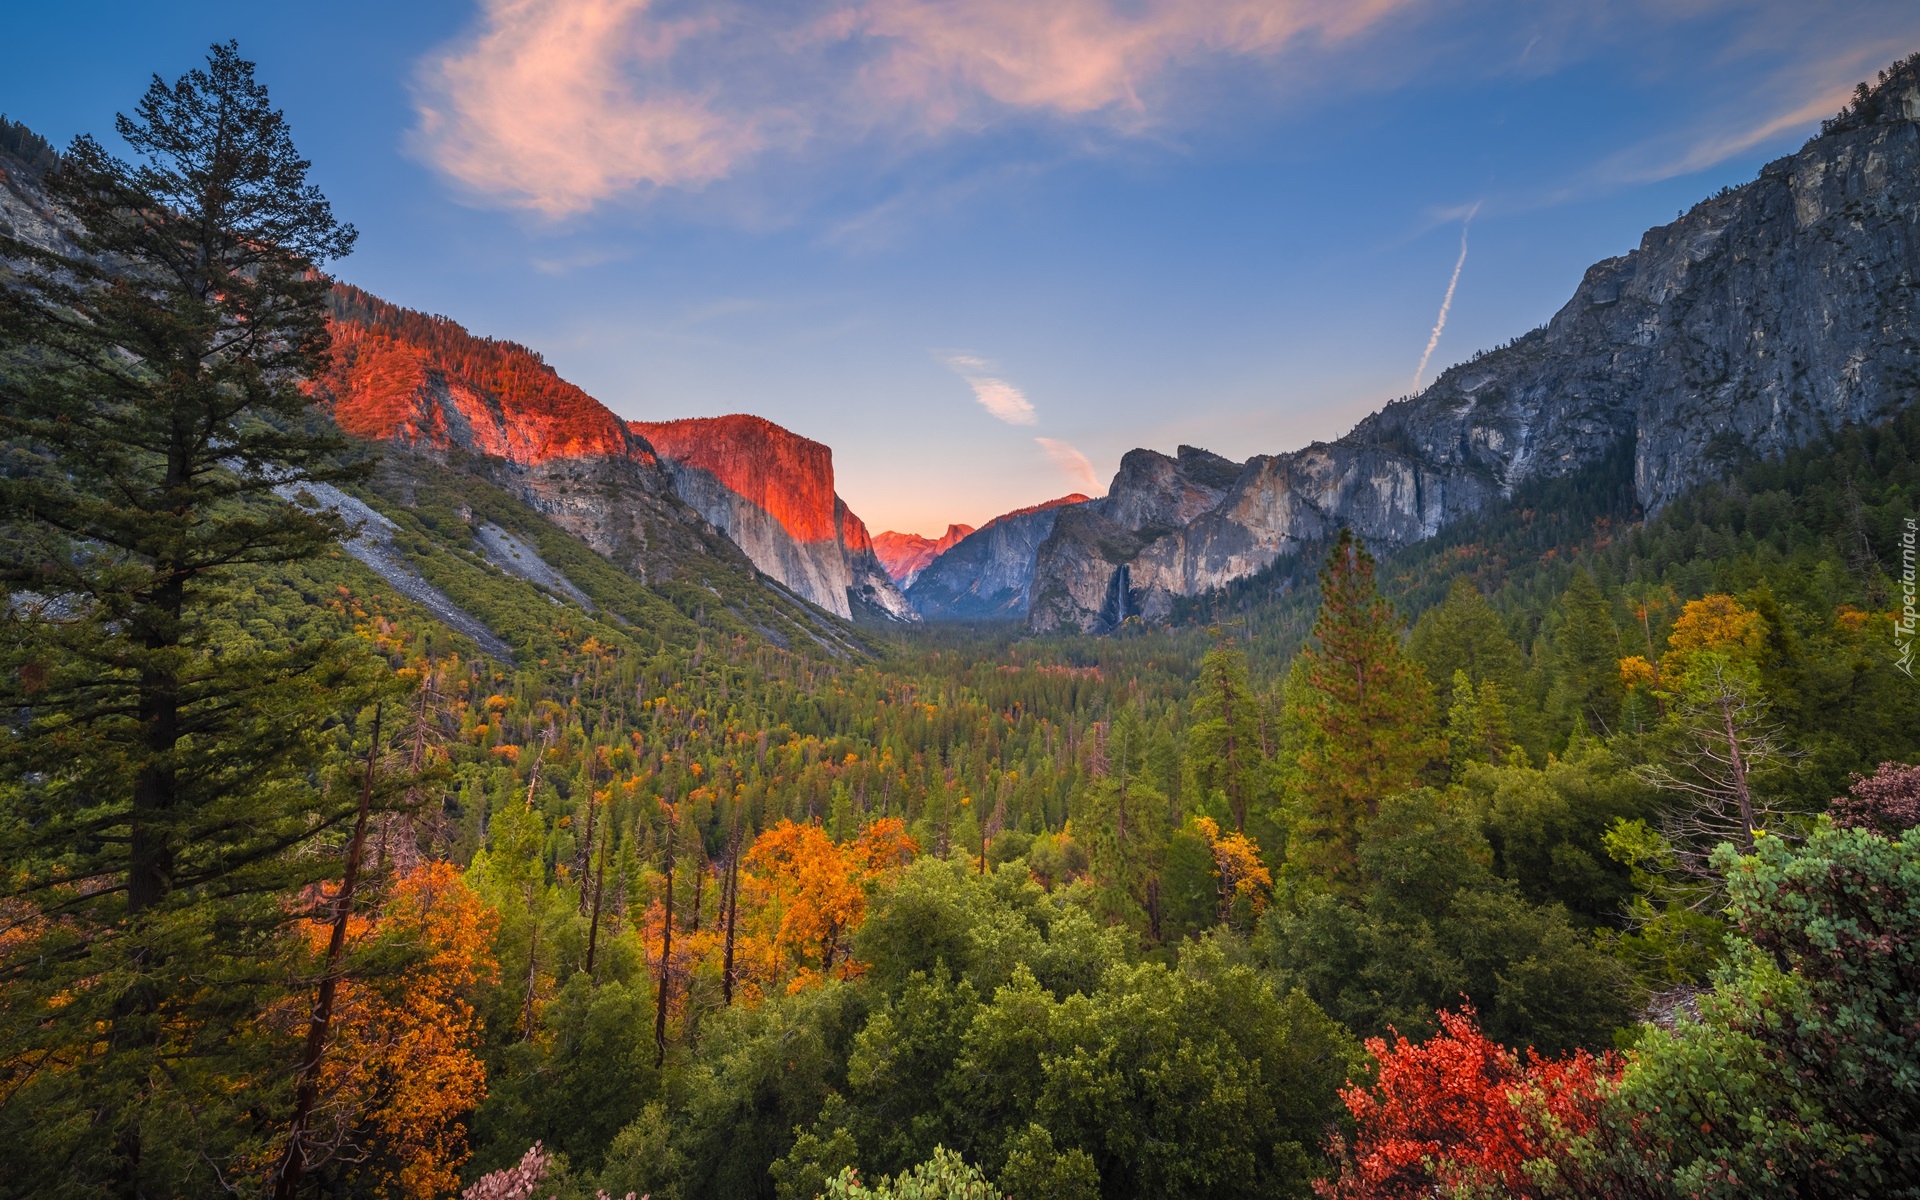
top-left (1413, 204), bottom-right (1480, 391)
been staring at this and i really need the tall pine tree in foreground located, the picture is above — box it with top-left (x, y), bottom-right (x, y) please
top-left (0, 44), bottom-right (392, 1195)
top-left (1186, 638), bottom-right (1265, 833)
top-left (1289, 530), bottom-right (1439, 890)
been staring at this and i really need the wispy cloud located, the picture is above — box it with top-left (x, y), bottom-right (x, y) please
top-left (1036, 436), bottom-right (1101, 493)
top-left (1412, 203), bottom-right (1478, 391)
top-left (412, 0), bottom-right (1423, 214)
top-left (1582, 20), bottom-right (1920, 189)
top-left (944, 354), bottom-right (1037, 424)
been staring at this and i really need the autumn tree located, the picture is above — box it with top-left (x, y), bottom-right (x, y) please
top-left (1635, 596), bottom-right (1791, 882)
top-left (289, 863), bottom-right (499, 1200)
top-left (734, 819), bottom-right (916, 1001)
top-left (1831, 761), bottom-right (1920, 834)
top-left (0, 43), bottom-right (389, 1194)
top-left (1290, 531), bottom-right (1441, 889)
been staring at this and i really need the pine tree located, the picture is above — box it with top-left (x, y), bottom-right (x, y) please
top-left (0, 44), bottom-right (387, 1193)
top-left (1552, 568), bottom-right (1624, 738)
top-left (1086, 705), bottom-right (1168, 937)
top-left (1186, 639), bottom-right (1264, 832)
top-left (1290, 531), bottom-right (1440, 889)
top-left (1408, 578), bottom-right (1526, 711)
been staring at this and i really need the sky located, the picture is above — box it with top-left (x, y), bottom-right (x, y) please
top-left (8, 2), bottom-right (1920, 536)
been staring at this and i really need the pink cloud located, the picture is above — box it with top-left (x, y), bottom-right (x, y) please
top-left (850, 0), bottom-right (1412, 120)
top-left (413, 0), bottom-right (1421, 212)
top-left (1035, 436), bottom-right (1102, 494)
top-left (412, 0), bottom-right (763, 215)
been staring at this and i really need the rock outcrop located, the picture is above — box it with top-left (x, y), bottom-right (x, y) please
top-left (907, 494), bottom-right (1090, 621)
top-left (629, 415), bottom-right (917, 622)
top-left (873, 525), bottom-right (975, 589)
top-left (1027, 58), bottom-right (1920, 631)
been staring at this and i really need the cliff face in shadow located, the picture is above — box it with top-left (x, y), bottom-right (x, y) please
top-left (1026, 64), bottom-right (1920, 631)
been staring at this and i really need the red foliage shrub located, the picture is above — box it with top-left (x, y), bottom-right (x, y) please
top-left (1318, 1008), bottom-right (1619, 1199)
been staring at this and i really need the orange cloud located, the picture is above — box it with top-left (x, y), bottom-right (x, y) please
top-left (413, 0), bottom-right (1420, 213)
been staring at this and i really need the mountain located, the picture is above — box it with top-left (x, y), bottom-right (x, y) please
top-left (321, 286), bottom-right (752, 589)
top-left (873, 525), bottom-right (975, 589)
top-left (1020, 58), bottom-right (1920, 632)
top-left (321, 290), bottom-right (911, 622)
top-left (906, 494), bottom-right (1091, 621)
top-left (628, 415), bottom-right (916, 622)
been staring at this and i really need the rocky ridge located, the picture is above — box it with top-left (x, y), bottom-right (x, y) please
top-left (906, 494), bottom-right (1091, 621)
top-left (873, 525), bottom-right (975, 589)
top-left (1023, 58), bottom-right (1920, 632)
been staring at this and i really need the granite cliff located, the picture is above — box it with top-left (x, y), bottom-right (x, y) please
top-left (1025, 57), bottom-right (1920, 632)
top-left (907, 494), bottom-right (1091, 621)
top-left (319, 287), bottom-right (752, 588)
top-left (629, 415), bottom-right (916, 622)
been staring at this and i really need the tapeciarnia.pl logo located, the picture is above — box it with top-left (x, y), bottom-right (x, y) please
top-left (1899, 517), bottom-right (1917, 677)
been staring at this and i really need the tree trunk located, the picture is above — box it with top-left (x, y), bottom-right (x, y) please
top-left (1722, 694), bottom-right (1758, 851)
top-left (273, 705), bottom-right (382, 1200)
top-left (128, 577), bottom-right (186, 913)
top-left (585, 799), bottom-right (609, 977)
top-left (654, 809), bottom-right (676, 1067)
top-left (722, 807), bottom-right (740, 1007)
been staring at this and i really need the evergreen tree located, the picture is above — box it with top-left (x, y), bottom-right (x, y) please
top-left (1408, 578), bottom-right (1526, 710)
top-left (1186, 639), bottom-right (1264, 832)
top-left (1551, 568), bottom-right (1624, 737)
top-left (1446, 670), bottom-right (1514, 781)
top-left (1084, 706), bottom-right (1167, 938)
top-left (0, 44), bottom-right (384, 1194)
top-left (1289, 531), bottom-right (1441, 890)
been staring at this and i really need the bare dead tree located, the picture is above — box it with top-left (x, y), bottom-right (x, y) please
top-left (1636, 659), bottom-right (1793, 887)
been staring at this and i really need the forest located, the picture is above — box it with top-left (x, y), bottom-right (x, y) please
top-left (2, 45), bottom-right (1917, 1200)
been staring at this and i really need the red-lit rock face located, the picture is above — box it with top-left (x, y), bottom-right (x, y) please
top-left (629, 415), bottom-right (842, 545)
top-left (872, 524), bottom-right (975, 583)
top-left (320, 286), bottom-right (646, 467)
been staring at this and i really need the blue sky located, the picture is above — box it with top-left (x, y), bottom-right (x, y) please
top-left (9, 1), bottom-right (1920, 535)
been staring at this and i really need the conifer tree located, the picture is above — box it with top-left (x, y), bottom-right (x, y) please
top-left (1407, 578), bottom-right (1526, 710)
top-left (1289, 531), bottom-right (1440, 889)
top-left (1552, 568), bottom-right (1624, 737)
top-left (0, 44), bottom-right (385, 1192)
top-left (1086, 705), bottom-right (1168, 937)
top-left (1186, 639), bottom-right (1264, 832)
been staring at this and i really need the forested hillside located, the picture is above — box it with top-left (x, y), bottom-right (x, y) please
top-left (4, 45), bottom-right (1919, 1200)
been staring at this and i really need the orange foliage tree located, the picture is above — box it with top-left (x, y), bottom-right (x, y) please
top-left (730, 818), bottom-right (917, 1000)
top-left (1191, 816), bottom-right (1272, 923)
top-left (1318, 1007), bottom-right (1618, 1200)
top-left (294, 863), bottom-right (499, 1199)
